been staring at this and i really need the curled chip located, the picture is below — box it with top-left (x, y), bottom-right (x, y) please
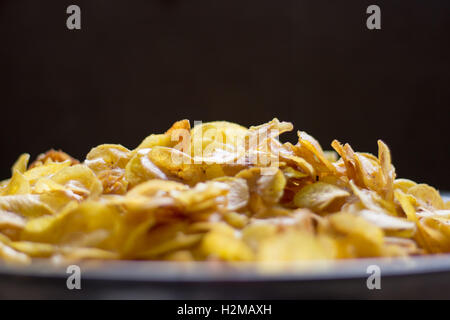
top-left (0, 118), bottom-right (448, 264)
top-left (294, 182), bottom-right (349, 212)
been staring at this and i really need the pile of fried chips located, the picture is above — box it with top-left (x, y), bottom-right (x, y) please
top-left (0, 119), bottom-right (449, 265)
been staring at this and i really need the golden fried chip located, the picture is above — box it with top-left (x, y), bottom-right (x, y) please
top-left (0, 210), bottom-right (26, 230)
top-left (127, 179), bottom-right (188, 198)
top-left (136, 120), bottom-right (191, 151)
top-left (190, 121), bottom-right (248, 162)
top-left (21, 201), bottom-right (121, 248)
top-left (125, 148), bottom-right (168, 187)
top-left (9, 241), bottom-right (56, 257)
top-left (408, 184), bottom-right (444, 210)
top-left (214, 177), bottom-right (249, 211)
top-left (0, 119), bottom-right (447, 263)
top-left (23, 161), bottom-right (72, 184)
top-left (3, 170), bottom-right (30, 195)
top-left (85, 144), bottom-right (131, 194)
top-left (357, 210), bottom-right (416, 238)
top-left (201, 229), bottom-right (254, 261)
top-left (329, 212), bottom-right (384, 257)
top-left (51, 164), bottom-right (103, 200)
top-left (0, 233), bottom-right (31, 264)
top-left (11, 153), bottom-right (30, 174)
top-left (0, 194), bottom-right (54, 218)
top-left (29, 150), bottom-right (79, 169)
top-left (394, 178), bottom-right (417, 193)
top-left (257, 231), bottom-right (336, 261)
top-left (148, 147), bottom-right (204, 185)
top-left (294, 131), bottom-right (336, 175)
top-left (294, 182), bottom-right (349, 212)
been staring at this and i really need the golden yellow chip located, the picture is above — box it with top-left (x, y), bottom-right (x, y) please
top-left (408, 184), bottom-right (444, 210)
top-left (0, 119), bottom-right (448, 264)
top-left (294, 182), bottom-right (349, 212)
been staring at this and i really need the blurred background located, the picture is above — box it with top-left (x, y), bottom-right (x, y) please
top-left (0, 0), bottom-right (449, 189)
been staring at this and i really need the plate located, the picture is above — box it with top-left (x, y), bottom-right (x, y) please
top-left (0, 194), bottom-right (449, 299)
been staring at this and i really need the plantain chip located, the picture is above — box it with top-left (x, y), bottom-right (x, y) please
top-left (214, 177), bottom-right (249, 211)
top-left (0, 194), bottom-right (54, 218)
top-left (23, 161), bottom-right (72, 184)
top-left (125, 148), bottom-right (168, 188)
top-left (11, 153), bottom-right (30, 174)
top-left (85, 144), bottom-right (131, 194)
top-left (190, 121), bottom-right (248, 164)
top-left (329, 212), bottom-right (384, 257)
top-left (136, 119), bottom-right (191, 151)
top-left (294, 131), bottom-right (336, 175)
top-left (3, 170), bottom-right (30, 195)
top-left (294, 182), bottom-right (349, 212)
top-left (201, 228), bottom-right (254, 261)
top-left (0, 210), bottom-right (26, 230)
top-left (148, 147), bottom-right (204, 185)
top-left (407, 184), bottom-right (445, 210)
top-left (0, 233), bottom-right (31, 264)
top-left (394, 178), bottom-right (417, 193)
top-left (257, 231), bottom-right (336, 261)
top-left (50, 164), bottom-right (103, 200)
top-left (357, 209), bottom-right (416, 238)
top-left (0, 119), bottom-right (448, 263)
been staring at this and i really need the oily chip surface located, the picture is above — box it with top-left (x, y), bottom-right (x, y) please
top-left (0, 119), bottom-right (449, 265)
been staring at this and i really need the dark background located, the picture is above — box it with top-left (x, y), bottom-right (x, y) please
top-left (0, 1), bottom-right (449, 189)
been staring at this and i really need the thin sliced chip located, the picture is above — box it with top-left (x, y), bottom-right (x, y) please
top-left (136, 233), bottom-right (202, 259)
top-left (148, 147), bottom-right (204, 185)
top-left (127, 179), bottom-right (187, 198)
top-left (29, 150), bottom-right (79, 169)
top-left (190, 121), bottom-right (248, 163)
top-left (136, 120), bottom-right (191, 151)
top-left (214, 177), bottom-right (249, 211)
top-left (171, 181), bottom-right (229, 213)
top-left (294, 131), bottom-right (337, 175)
top-left (23, 161), bottom-right (72, 184)
top-left (0, 233), bottom-right (31, 264)
top-left (257, 231), bottom-right (336, 261)
top-left (394, 178), bottom-right (417, 193)
top-left (395, 190), bottom-right (418, 221)
top-left (0, 194), bottom-right (54, 218)
top-left (0, 210), bottom-right (26, 230)
top-left (51, 164), bottom-right (103, 200)
top-left (3, 170), bottom-right (30, 195)
top-left (294, 182), bottom-right (349, 212)
top-left (0, 119), bottom-right (448, 263)
top-left (358, 210), bottom-right (416, 237)
top-left (201, 230), bottom-right (254, 261)
top-left (11, 154), bottom-right (30, 174)
top-left (9, 241), bottom-right (55, 257)
top-left (125, 148), bottom-right (168, 188)
top-left (329, 212), bottom-right (384, 257)
top-left (408, 184), bottom-right (444, 210)
top-left (85, 144), bottom-right (131, 194)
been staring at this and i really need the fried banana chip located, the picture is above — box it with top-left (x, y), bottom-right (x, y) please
top-left (294, 182), bottom-right (349, 212)
top-left (85, 144), bottom-right (131, 194)
top-left (407, 184), bottom-right (445, 210)
top-left (0, 119), bottom-right (447, 264)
